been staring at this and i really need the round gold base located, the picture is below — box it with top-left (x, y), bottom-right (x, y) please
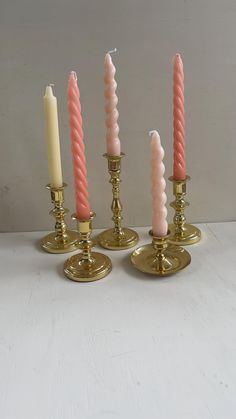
top-left (131, 243), bottom-right (191, 276)
top-left (98, 227), bottom-right (139, 250)
top-left (63, 252), bottom-right (112, 282)
top-left (168, 223), bottom-right (201, 246)
top-left (41, 230), bottom-right (79, 254)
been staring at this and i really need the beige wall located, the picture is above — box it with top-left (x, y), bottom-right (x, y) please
top-left (0, 0), bottom-right (235, 232)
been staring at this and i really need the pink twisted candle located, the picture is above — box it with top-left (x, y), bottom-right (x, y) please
top-left (68, 71), bottom-right (91, 220)
top-left (173, 53), bottom-right (186, 181)
top-left (104, 50), bottom-right (121, 156)
top-left (150, 130), bottom-right (168, 237)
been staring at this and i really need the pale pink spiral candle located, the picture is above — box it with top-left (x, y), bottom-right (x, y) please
top-left (173, 53), bottom-right (186, 180)
top-left (150, 130), bottom-right (168, 237)
top-left (104, 50), bottom-right (121, 156)
top-left (68, 71), bottom-right (91, 220)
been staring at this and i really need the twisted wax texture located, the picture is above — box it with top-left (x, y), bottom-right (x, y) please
top-left (173, 53), bottom-right (186, 180)
top-left (104, 53), bottom-right (121, 156)
top-left (68, 71), bottom-right (91, 220)
top-left (150, 131), bottom-right (168, 237)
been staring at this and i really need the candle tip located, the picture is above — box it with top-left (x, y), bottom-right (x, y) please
top-left (45, 85), bottom-right (54, 97)
top-left (149, 129), bottom-right (158, 137)
top-left (108, 48), bottom-right (117, 55)
top-left (70, 71), bottom-right (77, 81)
top-left (174, 53), bottom-right (183, 62)
top-left (173, 53), bottom-right (183, 68)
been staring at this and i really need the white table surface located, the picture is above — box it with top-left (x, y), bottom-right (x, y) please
top-left (0, 223), bottom-right (236, 419)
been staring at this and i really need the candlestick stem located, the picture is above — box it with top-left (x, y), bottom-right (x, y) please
top-left (110, 157), bottom-right (123, 237)
top-left (168, 176), bottom-right (201, 245)
top-left (98, 153), bottom-right (139, 250)
top-left (64, 212), bottom-right (112, 282)
top-left (41, 184), bottom-right (79, 254)
top-left (131, 231), bottom-right (191, 276)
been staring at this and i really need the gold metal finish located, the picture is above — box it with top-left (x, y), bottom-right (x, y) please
top-left (98, 153), bottom-right (139, 250)
top-left (64, 212), bottom-right (112, 282)
top-left (41, 184), bottom-right (79, 254)
top-left (168, 176), bottom-right (201, 246)
top-left (131, 231), bottom-right (191, 276)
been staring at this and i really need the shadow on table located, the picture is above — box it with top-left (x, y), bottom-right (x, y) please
top-left (33, 237), bottom-right (47, 254)
top-left (55, 263), bottom-right (73, 283)
top-left (2, 232), bottom-right (45, 254)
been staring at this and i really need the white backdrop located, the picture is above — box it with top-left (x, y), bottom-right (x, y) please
top-left (0, 0), bottom-right (235, 232)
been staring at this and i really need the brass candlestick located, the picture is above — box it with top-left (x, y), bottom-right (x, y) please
top-left (131, 231), bottom-right (191, 277)
top-left (41, 183), bottom-right (79, 254)
top-left (168, 176), bottom-right (201, 245)
top-left (98, 153), bottom-right (139, 250)
top-left (64, 212), bottom-right (112, 282)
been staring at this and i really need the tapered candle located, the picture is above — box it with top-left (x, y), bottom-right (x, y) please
top-left (68, 71), bottom-right (91, 220)
top-left (150, 130), bottom-right (168, 237)
top-left (173, 53), bottom-right (186, 181)
top-left (44, 85), bottom-right (63, 188)
top-left (104, 49), bottom-right (121, 156)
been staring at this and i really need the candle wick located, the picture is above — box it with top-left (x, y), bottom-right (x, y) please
top-left (108, 48), bottom-right (117, 55)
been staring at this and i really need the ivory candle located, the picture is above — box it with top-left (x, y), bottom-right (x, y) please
top-left (44, 85), bottom-right (63, 188)
top-left (150, 130), bottom-right (168, 237)
top-left (173, 53), bottom-right (186, 181)
top-left (104, 49), bottom-right (121, 156)
top-left (68, 71), bottom-right (91, 220)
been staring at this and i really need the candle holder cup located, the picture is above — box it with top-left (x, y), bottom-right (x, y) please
top-left (168, 176), bottom-right (201, 245)
top-left (131, 230), bottom-right (191, 276)
top-left (41, 183), bottom-right (79, 254)
top-left (98, 153), bottom-right (139, 250)
top-left (64, 212), bottom-right (112, 282)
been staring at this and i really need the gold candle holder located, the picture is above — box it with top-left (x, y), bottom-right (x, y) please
top-left (41, 183), bottom-right (79, 254)
top-left (98, 153), bottom-right (139, 250)
top-left (168, 176), bottom-right (201, 245)
top-left (64, 212), bottom-right (112, 282)
top-left (131, 231), bottom-right (191, 276)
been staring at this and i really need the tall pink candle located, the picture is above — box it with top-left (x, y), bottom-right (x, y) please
top-left (68, 71), bottom-right (91, 220)
top-left (173, 53), bottom-right (186, 181)
top-left (104, 50), bottom-right (121, 156)
top-left (150, 130), bottom-right (168, 237)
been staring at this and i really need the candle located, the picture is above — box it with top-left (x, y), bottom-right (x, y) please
top-left (173, 53), bottom-right (186, 180)
top-left (104, 49), bottom-right (121, 156)
top-left (150, 130), bottom-right (168, 237)
top-left (44, 85), bottom-right (63, 188)
top-left (68, 71), bottom-right (91, 220)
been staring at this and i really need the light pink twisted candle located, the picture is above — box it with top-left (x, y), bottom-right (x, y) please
top-left (173, 53), bottom-right (186, 181)
top-left (104, 50), bottom-right (121, 156)
top-left (150, 130), bottom-right (168, 237)
top-left (68, 71), bottom-right (91, 220)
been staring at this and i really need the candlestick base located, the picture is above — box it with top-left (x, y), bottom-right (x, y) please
top-left (131, 232), bottom-right (191, 277)
top-left (41, 230), bottom-right (79, 254)
top-left (98, 227), bottom-right (139, 250)
top-left (168, 176), bottom-right (201, 246)
top-left (63, 212), bottom-right (112, 282)
top-left (64, 252), bottom-right (112, 282)
top-left (168, 223), bottom-right (201, 246)
top-left (41, 183), bottom-right (80, 254)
